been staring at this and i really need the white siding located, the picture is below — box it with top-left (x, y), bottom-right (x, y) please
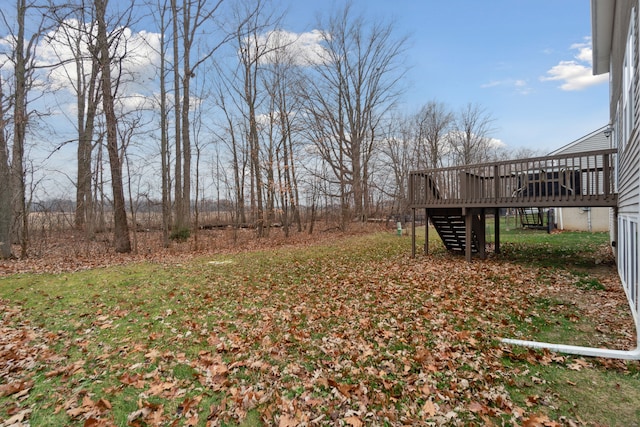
top-left (610, 1), bottom-right (640, 332)
top-left (548, 128), bottom-right (611, 156)
top-left (615, 3), bottom-right (640, 218)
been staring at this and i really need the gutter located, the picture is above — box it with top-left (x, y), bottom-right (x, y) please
top-left (591, 0), bottom-right (615, 75)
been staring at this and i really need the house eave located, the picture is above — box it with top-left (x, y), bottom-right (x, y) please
top-left (591, 0), bottom-right (615, 75)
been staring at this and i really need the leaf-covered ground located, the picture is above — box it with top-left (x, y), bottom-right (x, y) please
top-left (0, 228), bottom-right (638, 426)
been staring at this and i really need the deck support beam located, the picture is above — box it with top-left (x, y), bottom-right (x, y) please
top-left (411, 208), bottom-right (416, 258)
top-left (464, 208), bottom-right (473, 262)
top-left (478, 209), bottom-right (486, 260)
top-left (424, 208), bottom-right (429, 254)
top-left (495, 208), bottom-right (501, 254)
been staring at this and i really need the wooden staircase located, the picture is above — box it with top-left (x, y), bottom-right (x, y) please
top-left (428, 208), bottom-right (482, 254)
top-left (416, 175), bottom-right (486, 258)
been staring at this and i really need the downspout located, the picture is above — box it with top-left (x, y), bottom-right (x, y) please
top-left (557, 207), bottom-right (564, 230)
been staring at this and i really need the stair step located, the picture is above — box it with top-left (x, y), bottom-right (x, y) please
top-left (428, 208), bottom-right (480, 255)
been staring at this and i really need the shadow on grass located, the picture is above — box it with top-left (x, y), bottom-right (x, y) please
top-left (491, 228), bottom-right (614, 270)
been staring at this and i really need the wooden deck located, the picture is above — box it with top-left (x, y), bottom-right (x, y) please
top-left (408, 148), bottom-right (617, 260)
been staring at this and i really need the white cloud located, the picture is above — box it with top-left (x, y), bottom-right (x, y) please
top-left (291, 29), bottom-right (329, 65)
top-left (116, 93), bottom-right (155, 112)
top-left (541, 37), bottom-right (608, 90)
top-left (489, 137), bottom-right (506, 149)
top-left (0, 35), bottom-right (16, 74)
top-left (118, 29), bottom-right (161, 82)
top-left (480, 81), bottom-right (501, 88)
top-left (37, 20), bottom-right (161, 100)
top-left (571, 41), bottom-right (593, 62)
top-left (252, 29), bottom-right (328, 66)
top-left (481, 78), bottom-right (532, 95)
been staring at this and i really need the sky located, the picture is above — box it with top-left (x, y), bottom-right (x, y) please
top-left (284, 0), bottom-right (609, 153)
top-left (2, 0), bottom-right (608, 154)
top-left (0, 0), bottom-right (610, 199)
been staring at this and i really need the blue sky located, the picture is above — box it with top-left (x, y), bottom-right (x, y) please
top-left (3, 0), bottom-right (608, 156)
top-left (285, 0), bottom-right (609, 153)
top-left (0, 0), bottom-right (609, 199)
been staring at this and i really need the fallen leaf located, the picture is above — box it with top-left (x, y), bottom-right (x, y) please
top-left (468, 401), bottom-right (487, 414)
top-left (1, 409), bottom-right (31, 426)
top-left (279, 414), bottom-right (298, 427)
top-left (522, 413), bottom-right (555, 427)
top-left (0, 381), bottom-right (33, 398)
top-left (345, 415), bottom-right (363, 427)
top-left (84, 418), bottom-right (102, 427)
top-left (328, 378), bottom-right (356, 398)
top-left (422, 400), bottom-right (436, 417)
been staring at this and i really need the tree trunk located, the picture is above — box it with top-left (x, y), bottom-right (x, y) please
top-left (12, 0), bottom-right (28, 259)
top-left (171, 0), bottom-right (183, 232)
top-left (231, 131), bottom-right (246, 226)
top-left (0, 77), bottom-right (11, 259)
top-left (76, 54), bottom-right (100, 237)
top-left (96, 0), bottom-right (131, 253)
top-left (159, 3), bottom-right (171, 247)
top-left (264, 120), bottom-right (275, 235)
top-left (246, 70), bottom-right (264, 237)
top-left (181, 0), bottom-right (192, 231)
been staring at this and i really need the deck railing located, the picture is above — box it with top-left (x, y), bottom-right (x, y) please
top-left (409, 148), bottom-right (617, 209)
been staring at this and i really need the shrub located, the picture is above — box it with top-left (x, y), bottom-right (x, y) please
top-left (170, 227), bottom-right (191, 242)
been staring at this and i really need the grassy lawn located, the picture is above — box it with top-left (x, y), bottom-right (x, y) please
top-left (1, 227), bottom-right (639, 426)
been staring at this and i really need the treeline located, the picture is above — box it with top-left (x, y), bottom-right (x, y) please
top-left (0, 0), bottom-right (533, 259)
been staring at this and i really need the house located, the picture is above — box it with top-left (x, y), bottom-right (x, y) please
top-left (548, 126), bottom-right (612, 232)
top-left (592, 0), bottom-right (640, 356)
top-left (406, 0), bottom-right (640, 358)
top-left (499, 0), bottom-right (640, 359)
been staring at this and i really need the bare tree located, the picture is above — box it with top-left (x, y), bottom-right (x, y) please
top-left (224, 0), bottom-right (282, 237)
top-left (506, 146), bottom-right (544, 160)
top-left (11, 0), bottom-right (29, 258)
top-left (1, 0), bottom-right (53, 258)
top-left (449, 102), bottom-right (497, 166)
top-left (236, 3), bottom-right (265, 237)
top-left (212, 77), bottom-right (248, 226)
top-left (92, 128), bottom-right (107, 232)
top-left (377, 101), bottom-right (455, 217)
top-left (170, 0), bottom-right (183, 233)
top-left (415, 100), bottom-right (454, 169)
top-left (171, 0), bottom-right (226, 234)
top-left (119, 107), bottom-right (151, 253)
top-left (95, 0), bottom-right (130, 252)
top-left (301, 4), bottom-right (407, 227)
top-left (0, 76), bottom-right (11, 258)
top-left (379, 114), bottom-right (412, 216)
top-left (47, 5), bottom-right (102, 236)
top-left (154, 0), bottom-right (171, 247)
top-left (144, 0), bottom-right (172, 246)
top-left (262, 45), bottom-right (304, 236)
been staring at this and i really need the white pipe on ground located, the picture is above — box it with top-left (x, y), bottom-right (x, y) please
top-left (502, 288), bottom-right (640, 360)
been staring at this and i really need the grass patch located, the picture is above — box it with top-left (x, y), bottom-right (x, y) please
top-left (0, 229), bottom-right (638, 425)
top-left (507, 362), bottom-right (640, 426)
top-left (484, 216), bottom-right (612, 266)
top-left (572, 273), bottom-right (606, 291)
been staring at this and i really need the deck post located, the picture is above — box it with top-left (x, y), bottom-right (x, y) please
top-left (494, 208), bottom-right (501, 254)
top-left (603, 153), bottom-right (611, 197)
top-left (479, 209), bottom-right (486, 260)
top-left (411, 208), bottom-right (416, 258)
top-left (424, 209), bottom-right (429, 254)
top-left (494, 165), bottom-right (500, 200)
top-left (464, 208), bottom-right (472, 262)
